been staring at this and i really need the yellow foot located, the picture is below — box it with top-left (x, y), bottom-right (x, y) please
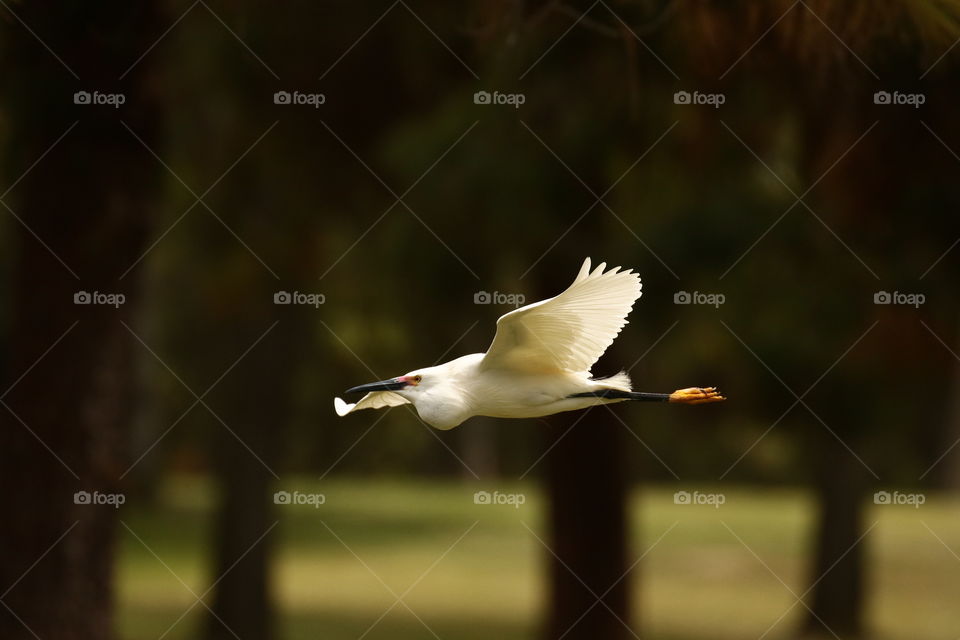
top-left (669, 387), bottom-right (726, 405)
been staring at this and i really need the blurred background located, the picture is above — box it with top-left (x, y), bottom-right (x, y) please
top-left (2, 1), bottom-right (960, 639)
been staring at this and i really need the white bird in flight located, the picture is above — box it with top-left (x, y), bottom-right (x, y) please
top-left (335, 258), bottom-right (725, 430)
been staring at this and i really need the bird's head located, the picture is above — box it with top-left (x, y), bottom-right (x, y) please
top-left (343, 367), bottom-right (436, 400)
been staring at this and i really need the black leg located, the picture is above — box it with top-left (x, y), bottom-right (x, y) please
top-left (568, 389), bottom-right (670, 402)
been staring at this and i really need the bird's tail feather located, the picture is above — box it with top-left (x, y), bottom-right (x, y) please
top-left (590, 370), bottom-right (632, 391)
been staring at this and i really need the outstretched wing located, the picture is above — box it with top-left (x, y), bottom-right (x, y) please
top-left (334, 392), bottom-right (409, 417)
top-left (480, 258), bottom-right (642, 374)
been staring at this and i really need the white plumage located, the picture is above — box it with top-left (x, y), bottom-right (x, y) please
top-left (481, 258), bottom-right (641, 374)
top-left (335, 258), bottom-right (724, 429)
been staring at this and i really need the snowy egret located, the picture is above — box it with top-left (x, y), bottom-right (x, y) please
top-left (335, 258), bottom-right (725, 430)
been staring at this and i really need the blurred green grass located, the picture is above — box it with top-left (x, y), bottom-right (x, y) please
top-left (117, 477), bottom-right (960, 640)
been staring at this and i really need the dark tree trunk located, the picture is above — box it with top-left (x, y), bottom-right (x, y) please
top-left (206, 422), bottom-right (276, 640)
top-left (199, 139), bottom-right (307, 640)
top-left (941, 319), bottom-right (960, 490)
top-left (0, 3), bottom-right (161, 639)
top-left (803, 423), bottom-right (868, 638)
top-left (543, 412), bottom-right (632, 640)
top-left (793, 100), bottom-right (880, 640)
top-left (205, 324), bottom-right (298, 640)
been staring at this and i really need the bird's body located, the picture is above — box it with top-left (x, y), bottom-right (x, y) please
top-left (335, 258), bottom-right (724, 429)
top-left (376, 353), bottom-right (634, 428)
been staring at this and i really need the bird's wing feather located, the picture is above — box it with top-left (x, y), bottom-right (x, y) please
top-left (334, 391), bottom-right (409, 416)
top-left (480, 258), bottom-right (642, 374)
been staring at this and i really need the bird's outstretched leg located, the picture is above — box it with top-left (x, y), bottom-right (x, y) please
top-left (568, 387), bottom-right (725, 403)
top-left (668, 387), bottom-right (725, 404)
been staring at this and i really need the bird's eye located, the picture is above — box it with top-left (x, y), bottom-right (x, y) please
top-left (413, 375), bottom-right (422, 384)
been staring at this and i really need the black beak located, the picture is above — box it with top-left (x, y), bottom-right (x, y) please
top-left (344, 377), bottom-right (408, 395)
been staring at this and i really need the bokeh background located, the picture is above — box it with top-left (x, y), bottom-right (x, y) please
top-left (2, 1), bottom-right (960, 639)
